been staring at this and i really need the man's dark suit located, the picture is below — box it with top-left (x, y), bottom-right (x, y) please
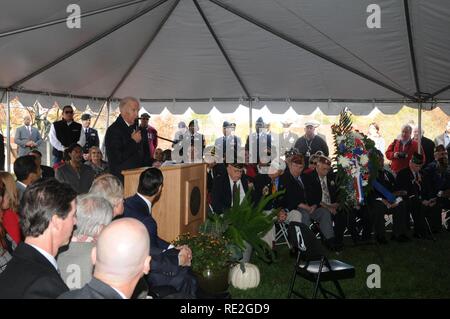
top-left (105, 115), bottom-right (144, 182)
top-left (420, 136), bottom-right (435, 166)
top-left (211, 173), bottom-right (250, 214)
top-left (58, 277), bottom-right (122, 299)
top-left (0, 243), bottom-right (68, 298)
top-left (206, 163), bottom-right (226, 193)
top-left (123, 194), bottom-right (197, 296)
top-left (396, 167), bottom-right (430, 236)
top-left (276, 171), bottom-right (308, 211)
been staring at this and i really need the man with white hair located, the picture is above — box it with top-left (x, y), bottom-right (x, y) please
top-left (89, 174), bottom-right (125, 218)
top-left (254, 158), bottom-right (303, 250)
top-left (59, 218), bottom-right (151, 299)
top-left (434, 121), bottom-right (450, 149)
top-left (57, 195), bottom-right (113, 290)
top-left (14, 115), bottom-right (43, 157)
top-left (386, 124), bottom-right (424, 174)
top-left (105, 97), bottom-right (144, 183)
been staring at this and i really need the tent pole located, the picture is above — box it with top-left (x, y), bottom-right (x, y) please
top-left (6, 90), bottom-right (11, 172)
top-left (418, 101), bottom-right (422, 154)
top-left (249, 99), bottom-right (253, 160)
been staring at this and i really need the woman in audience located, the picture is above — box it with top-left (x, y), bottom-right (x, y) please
top-left (85, 146), bottom-right (109, 176)
top-left (55, 143), bottom-right (95, 194)
top-left (1, 180), bottom-right (16, 274)
top-left (57, 194), bottom-right (113, 290)
top-left (0, 172), bottom-right (21, 244)
top-left (368, 122), bottom-right (385, 153)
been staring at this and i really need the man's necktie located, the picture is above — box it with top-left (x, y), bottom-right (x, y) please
top-left (233, 181), bottom-right (240, 207)
top-left (223, 136), bottom-right (227, 160)
top-left (28, 126), bottom-right (32, 136)
top-left (320, 177), bottom-right (331, 204)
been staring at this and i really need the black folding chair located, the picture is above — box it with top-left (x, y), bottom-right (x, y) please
top-left (287, 222), bottom-right (355, 299)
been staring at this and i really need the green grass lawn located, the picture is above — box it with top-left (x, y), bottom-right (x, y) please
top-left (229, 230), bottom-right (450, 299)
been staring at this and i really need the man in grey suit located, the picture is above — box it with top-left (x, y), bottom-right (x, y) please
top-left (57, 195), bottom-right (113, 290)
top-left (59, 218), bottom-right (151, 299)
top-left (434, 120), bottom-right (450, 149)
top-left (14, 115), bottom-right (43, 157)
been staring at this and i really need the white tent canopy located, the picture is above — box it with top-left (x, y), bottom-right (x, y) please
top-left (1, 0), bottom-right (449, 114)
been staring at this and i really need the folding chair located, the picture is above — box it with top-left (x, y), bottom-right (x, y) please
top-left (287, 222), bottom-right (355, 299)
top-left (274, 221), bottom-right (291, 249)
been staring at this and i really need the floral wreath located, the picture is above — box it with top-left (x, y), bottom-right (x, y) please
top-left (332, 109), bottom-right (376, 211)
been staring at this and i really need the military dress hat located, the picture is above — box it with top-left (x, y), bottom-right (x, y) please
top-left (140, 113), bottom-right (151, 119)
top-left (81, 114), bottom-right (91, 121)
top-left (317, 155), bottom-right (332, 166)
top-left (304, 120), bottom-right (320, 128)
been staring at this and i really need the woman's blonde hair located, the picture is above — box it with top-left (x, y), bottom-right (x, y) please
top-left (0, 172), bottom-right (19, 212)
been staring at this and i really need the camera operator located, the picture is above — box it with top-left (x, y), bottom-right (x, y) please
top-left (386, 124), bottom-right (425, 175)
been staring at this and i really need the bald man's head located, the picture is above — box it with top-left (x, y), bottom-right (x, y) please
top-left (92, 218), bottom-right (151, 284)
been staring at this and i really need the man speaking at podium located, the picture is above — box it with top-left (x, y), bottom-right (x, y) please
top-left (105, 97), bottom-right (144, 183)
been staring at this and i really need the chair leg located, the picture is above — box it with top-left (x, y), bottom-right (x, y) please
top-left (333, 280), bottom-right (346, 299)
top-left (319, 284), bottom-right (328, 299)
top-left (424, 217), bottom-right (436, 241)
top-left (287, 266), bottom-right (298, 298)
top-left (312, 258), bottom-right (325, 299)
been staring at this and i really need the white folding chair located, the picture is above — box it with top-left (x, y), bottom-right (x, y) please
top-left (274, 221), bottom-right (291, 249)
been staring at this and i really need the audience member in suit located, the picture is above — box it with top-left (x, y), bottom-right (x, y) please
top-left (139, 113), bottom-right (158, 166)
top-left (215, 121), bottom-right (241, 164)
top-left (211, 161), bottom-right (251, 214)
top-left (28, 150), bottom-right (55, 180)
top-left (57, 195), bottom-right (113, 290)
top-left (278, 121), bottom-right (298, 157)
top-left (254, 158), bottom-right (302, 248)
top-left (395, 153), bottom-right (430, 238)
top-left (413, 127), bottom-right (435, 167)
top-left (294, 121), bottom-right (329, 168)
top-left (280, 154), bottom-right (335, 249)
top-left (80, 113), bottom-right (100, 160)
top-left (245, 117), bottom-right (272, 165)
top-left (105, 97), bottom-right (144, 183)
top-left (0, 133), bottom-right (4, 170)
top-left (367, 150), bottom-right (410, 243)
top-left (49, 105), bottom-right (85, 164)
top-left (423, 145), bottom-right (450, 232)
top-left (89, 174), bottom-right (125, 218)
top-left (59, 218), bottom-right (151, 299)
top-left (14, 115), bottom-right (43, 157)
top-left (0, 172), bottom-right (21, 244)
top-left (434, 120), bottom-right (450, 149)
top-left (13, 155), bottom-right (42, 201)
top-left (204, 146), bottom-right (226, 207)
top-left (123, 168), bottom-right (197, 297)
top-left (0, 179), bottom-right (77, 298)
top-left (55, 143), bottom-right (95, 194)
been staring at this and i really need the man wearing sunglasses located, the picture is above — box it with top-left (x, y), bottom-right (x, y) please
top-left (49, 105), bottom-right (85, 165)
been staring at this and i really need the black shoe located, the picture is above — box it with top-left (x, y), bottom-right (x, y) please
top-left (376, 237), bottom-right (388, 245)
top-left (413, 233), bottom-right (424, 239)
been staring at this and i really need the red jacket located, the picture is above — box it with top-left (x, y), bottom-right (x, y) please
top-left (385, 139), bottom-right (425, 173)
top-left (2, 209), bottom-right (22, 244)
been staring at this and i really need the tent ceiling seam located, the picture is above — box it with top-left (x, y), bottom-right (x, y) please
top-left (109, 0), bottom-right (181, 99)
top-left (0, 0), bottom-right (153, 39)
top-left (193, 0), bottom-right (251, 99)
top-left (7, 0), bottom-right (169, 90)
top-left (208, 0), bottom-right (417, 101)
top-left (403, 0), bottom-right (421, 95)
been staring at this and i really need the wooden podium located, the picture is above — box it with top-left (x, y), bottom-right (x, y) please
top-left (122, 163), bottom-right (207, 242)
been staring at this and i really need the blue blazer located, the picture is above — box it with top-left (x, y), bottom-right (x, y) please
top-left (124, 194), bottom-right (170, 254)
